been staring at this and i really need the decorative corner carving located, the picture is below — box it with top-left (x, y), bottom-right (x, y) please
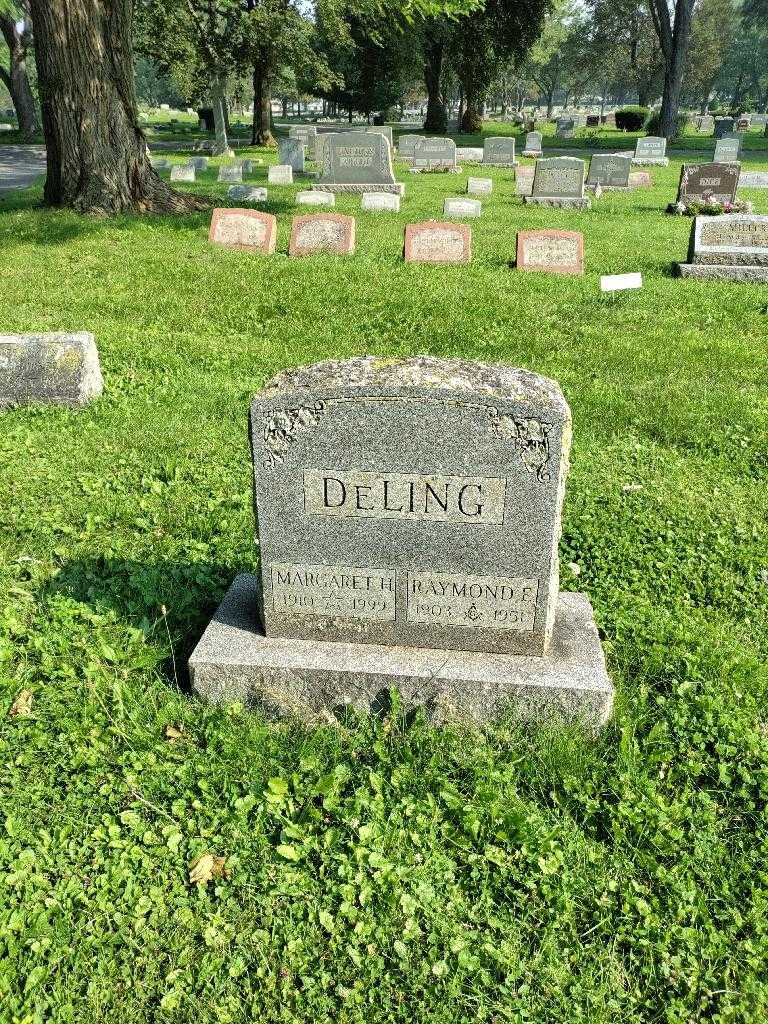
top-left (264, 403), bottom-right (325, 467)
top-left (489, 409), bottom-right (553, 482)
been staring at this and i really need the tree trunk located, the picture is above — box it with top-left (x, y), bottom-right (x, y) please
top-left (0, 12), bottom-right (39, 137)
top-left (423, 32), bottom-right (447, 133)
top-left (28, 0), bottom-right (204, 214)
top-left (212, 76), bottom-right (232, 155)
top-left (650, 0), bottom-right (694, 141)
top-left (456, 86), bottom-right (464, 133)
top-left (251, 64), bottom-right (275, 146)
top-left (461, 80), bottom-right (483, 134)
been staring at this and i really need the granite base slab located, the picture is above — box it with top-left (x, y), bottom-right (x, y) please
top-left (312, 183), bottom-right (405, 195)
top-left (524, 196), bottom-right (592, 210)
top-left (675, 262), bottom-right (768, 282)
top-left (631, 157), bottom-right (669, 166)
top-left (189, 574), bottom-right (613, 730)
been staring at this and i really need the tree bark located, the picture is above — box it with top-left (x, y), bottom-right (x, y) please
top-left (649, 0), bottom-right (695, 141)
top-left (423, 30), bottom-right (447, 133)
top-left (461, 81), bottom-right (483, 133)
top-left (211, 76), bottom-right (232, 155)
top-left (0, 9), bottom-right (38, 138)
top-left (251, 64), bottom-right (275, 146)
top-left (28, 0), bottom-right (205, 214)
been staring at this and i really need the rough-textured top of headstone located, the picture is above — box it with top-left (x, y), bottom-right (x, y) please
top-left (259, 355), bottom-right (565, 407)
top-left (251, 355), bottom-right (571, 658)
top-left (316, 132), bottom-right (395, 185)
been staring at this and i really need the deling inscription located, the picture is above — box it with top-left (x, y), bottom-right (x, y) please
top-left (271, 563), bottom-right (396, 621)
top-left (269, 563), bottom-right (539, 631)
top-left (303, 469), bottom-right (506, 524)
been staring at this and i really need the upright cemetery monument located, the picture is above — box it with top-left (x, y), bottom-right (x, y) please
top-left (586, 153), bottom-right (633, 190)
top-left (675, 214), bottom-right (768, 282)
top-left (189, 357), bottom-right (613, 727)
top-left (522, 131), bottom-right (543, 157)
top-left (525, 156), bottom-right (591, 209)
top-left (313, 132), bottom-right (403, 194)
top-left (674, 162), bottom-right (740, 210)
top-left (632, 137), bottom-right (668, 166)
top-left (482, 137), bottom-right (517, 166)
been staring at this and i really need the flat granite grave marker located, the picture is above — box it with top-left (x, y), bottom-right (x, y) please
top-left (676, 162), bottom-right (740, 206)
top-left (467, 177), bottom-right (493, 195)
top-left (444, 198), bottom-right (481, 218)
top-left (288, 213), bottom-right (355, 256)
top-left (296, 190), bottom-right (335, 206)
top-left (714, 136), bottom-right (740, 162)
top-left (526, 156), bottom-right (590, 209)
top-left (218, 165), bottom-right (243, 183)
top-left (208, 208), bottom-right (277, 253)
top-left (361, 192), bottom-right (400, 212)
top-left (189, 355), bottom-right (613, 727)
top-left (586, 153), bottom-right (632, 189)
top-left (483, 137), bottom-right (516, 166)
top-left (170, 165), bottom-right (195, 182)
top-left (268, 164), bottom-right (293, 184)
top-left (0, 332), bottom-right (103, 408)
top-left (632, 136), bottom-right (668, 166)
top-left (675, 213), bottom-right (768, 282)
top-left (313, 132), bottom-right (402, 194)
top-left (523, 131), bottom-right (543, 157)
top-left (228, 185), bottom-right (267, 203)
top-left (404, 222), bottom-right (471, 263)
top-left (412, 137), bottom-right (458, 173)
top-left (516, 230), bottom-right (584, 275)
top-left (278, 137), bottom-right (305, 173)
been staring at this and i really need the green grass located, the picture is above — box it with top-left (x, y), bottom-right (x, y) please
top-left (1, 135), bottom-right (768, 1024)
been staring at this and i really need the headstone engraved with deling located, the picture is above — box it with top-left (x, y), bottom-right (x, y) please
top-left (313, 132), bottom-right (403, 194)
top-left (675, 214), bottom-right (768, 282)
top-left (516, 230), bottom-right (584, 275)
top-left (0, 332), bottom-right (103, 408)
top-left (483, 137), bottom-right (517, 166)
top-left (523, 131), bottom-right (543, 157)
top-left (586, 153), bottom-right (632, 189)
top-left (714, 136), bottom-right (740, 163)
top-left (412, 138), bottom-right (458, 173)
top-left (278, 137), bottom-right (305, 172)
top-left (525, 156), bottom-right (590, 209)
top-left (676, 162), bottom-right (740, 206)
top-left (288, 213), bottom-right (355, 257)
top-left (404, 222), bottom-right (471, 263)
top-left (208, 208), bottom-right (277, 253)
top-left (632, 137), bottom-right (668, 166)
top-left (189, 356), bottom-right (613, 727)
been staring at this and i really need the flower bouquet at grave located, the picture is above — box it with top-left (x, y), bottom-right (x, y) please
top-left (667, 198), bottom-right (754, 216)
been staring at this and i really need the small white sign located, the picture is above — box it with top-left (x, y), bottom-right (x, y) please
top-left (600, 272), bottom-right (642, 293)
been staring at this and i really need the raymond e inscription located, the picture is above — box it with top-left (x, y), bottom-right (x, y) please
top-left (303, 469), bottom-right (506, 524)
top-left (271, 563), bottom-right (396, 621)
top-left (407, 571), bottom-right (538, 631)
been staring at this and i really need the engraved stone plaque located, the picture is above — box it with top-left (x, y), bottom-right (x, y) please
top-left (208, 208), bottom-right (277, 252)
top-left (412, 138), bottom-right (457, 171)
top-left (288, 213), bottom-right (355, 256)
top-left (586, 153), bottom-right (632, 188)
top-left (532, 157), bottom-right (585, 198)
top-left (634, 136), bottom-right (666, 159)
top-left (315, 132), bottom-right (397, 187)
top-left (677, 162), bottom-right (740, 205)
top-left (524, 131), bottom-right (543, 153)
top-left (689, 214), bottom-right (768, 265)
top-left (250, 356), bottom-right (572, 656)
top-left (516, 230), bottom-right (584, 275)
top-left (218, 165), bottom-right (243, 183)
top-left (404, 222), bottom-right (471, 263)
top-left (483, 137), bottom-right (516, 165)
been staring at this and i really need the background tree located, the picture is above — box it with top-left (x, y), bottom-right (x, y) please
top-left (29, 0), bottom-right (204, 214)
top-left (0, 0), bottom-right (38, 137)
top-left (683, 0), bottom-right (735, 110)
top-left (586, 0), bottom-right (663, 106)
top-left (648, 0), bottom-right (696, 139)
top-left (452, 0), bottom-right (548, 132)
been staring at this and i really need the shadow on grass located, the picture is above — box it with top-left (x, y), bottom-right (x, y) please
top-left (45, 555), bottom-right (243, 692)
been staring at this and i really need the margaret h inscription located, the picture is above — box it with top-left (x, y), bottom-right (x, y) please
top-left (249, 356), bottom-right (571, 656)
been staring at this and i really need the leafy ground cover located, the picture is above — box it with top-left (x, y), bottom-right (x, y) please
top-left (1, 125), bottom-right (767, 1023)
